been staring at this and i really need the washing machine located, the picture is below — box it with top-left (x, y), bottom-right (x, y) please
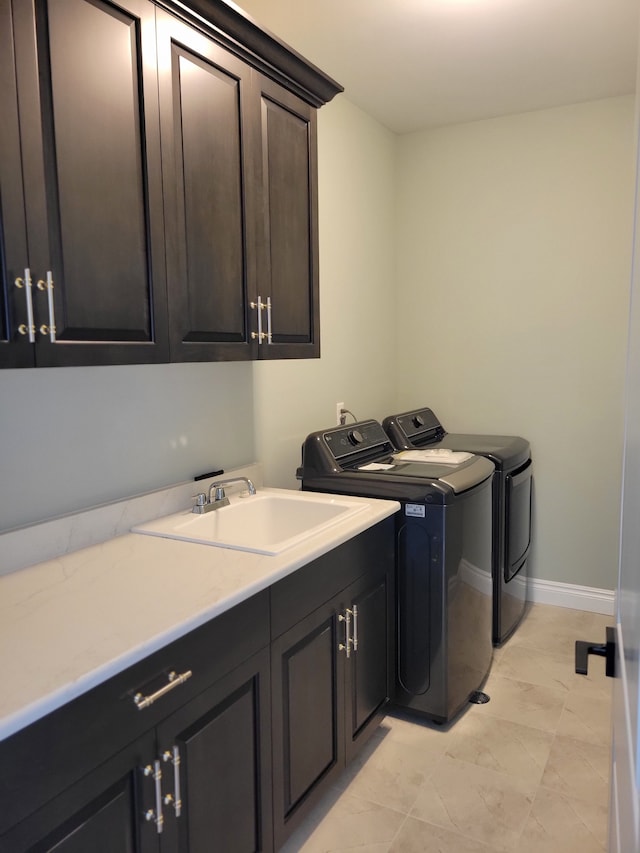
top-left (297, 419), bottom-right (494, 724)
top-left (383, 407), bottom-right (532, 646)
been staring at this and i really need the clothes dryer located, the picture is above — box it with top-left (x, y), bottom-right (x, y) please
top-left (383, 407), bottom-right (532, 646)
top-left (298, 419), bottom-right (494, 724)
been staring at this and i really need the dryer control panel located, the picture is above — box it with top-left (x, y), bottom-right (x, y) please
top-left (383, 408), bottom-right (445, 446)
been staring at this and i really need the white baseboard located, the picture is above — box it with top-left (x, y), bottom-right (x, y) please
top-left (528, 577), bottom-right (615, 616)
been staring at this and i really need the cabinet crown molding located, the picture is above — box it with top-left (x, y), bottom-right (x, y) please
top-left (158, 0), bottom-right (344, 107)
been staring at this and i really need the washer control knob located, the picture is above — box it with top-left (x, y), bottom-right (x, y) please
top-left (412, 415), bottom-right (425, 428)
top-left (347, 429), bottom-right (364, 446)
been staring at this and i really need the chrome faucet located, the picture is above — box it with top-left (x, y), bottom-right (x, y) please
top-left (208, 476), bottom-right (257, 508)
top-left (192, 477), bottom-right (257, 514)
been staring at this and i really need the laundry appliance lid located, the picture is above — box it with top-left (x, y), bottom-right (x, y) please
top-left (298, 418), bottom-right (494, 499)
top-left (383, 408), bottom-right (530, 469)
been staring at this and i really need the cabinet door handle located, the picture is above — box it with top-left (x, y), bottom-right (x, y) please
top-left (133, 670), bottom-right (193, 710)
top-left (338, 609), bottom-right (352, 658)
top-left (162, 745), bottom-right (183, 817)
top-left (250, 296), bottom-right (266, 342)
top-left (15, 269), bottom-right (35, 342)
top-left (143, 760), bottom-right (164, 833)
top-left (352, 604), bottom-right (358, 651)
top-left (37, 272), bottom-right (56, 342)
top-left (266, 296), bottom-right (272, 344)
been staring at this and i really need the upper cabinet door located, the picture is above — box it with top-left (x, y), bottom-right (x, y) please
top-left (11, 0), bottom-right (169, 366)
top-left (255, 76), bottom-right (319, 360)
top-left (0, 0), bottom-right (33, 368)
top-left (156, 11), bottom-right (258, 362)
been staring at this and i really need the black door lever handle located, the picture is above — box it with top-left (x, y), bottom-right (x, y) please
top-left (575, 626), bottom-right (616, 677)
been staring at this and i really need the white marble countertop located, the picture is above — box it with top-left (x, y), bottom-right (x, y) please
top-left (0, 480), bottom-right (399, 742)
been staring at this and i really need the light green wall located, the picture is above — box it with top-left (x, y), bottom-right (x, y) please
top-left (395, 96), bottom-right (635, 589)
top-left (253, 96), bottom-right (397, 488)
top-left (0, 93), bottom-right (634, 596)
top-left (0, 362), bottom-right (255, 531)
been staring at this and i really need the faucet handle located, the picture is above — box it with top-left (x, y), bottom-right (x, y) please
top-left (193, 493), bottom-right (207, 507)
top-left (214, 486), bottom-right (226, 501)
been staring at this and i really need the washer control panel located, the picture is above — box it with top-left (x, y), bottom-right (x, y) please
top-left (323, 420), bottom-right (393, 462)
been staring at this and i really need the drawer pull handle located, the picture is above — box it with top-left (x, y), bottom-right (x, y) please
top-left (133, 670), bottom-right (192, 710)
top-left (163, 745), bottom-right (183, 817)
top-left (352, 604), bottom-right (359, 651)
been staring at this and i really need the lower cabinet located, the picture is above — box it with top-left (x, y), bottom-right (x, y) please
top-left (0, 520), bottom-right (395, 853)
top-left (270, 525), bottom-right (394, 849)
top-left (0, 732), bottom-right (157, 853)
top-left (344, 569), bottom-right (391, 765)
top-left (0, 590), bottom-right (272, 853)
top-left (156, 650), bottom-right (272, 853)
top-left (271, 593), bottom-right (348, 844)
top-left (0, 649), bottom-right (271, 853)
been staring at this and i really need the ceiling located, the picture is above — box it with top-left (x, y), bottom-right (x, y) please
top-left (235, 0), bottom-right (639, 133)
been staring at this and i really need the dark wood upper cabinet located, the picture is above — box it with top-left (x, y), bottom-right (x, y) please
top-left (255, 78), bottom-right (319, 359)
top-left (159, 13), bottom-right (324, 362)
top-left (157, 11), bottom-right (258, 362)
top-left (0, 0), bottom-right (32, 368)
top-left (0, 0), bottom-right (341, 369)
top-left (9, 0), bottom-right (169, 367)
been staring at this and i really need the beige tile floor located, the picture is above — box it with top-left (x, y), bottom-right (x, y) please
top-left (280, 603), bottom-right (613, 853)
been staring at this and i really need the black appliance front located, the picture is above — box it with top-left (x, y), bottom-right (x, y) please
top-left (383, 407), bottom-right (532, 646)
top-left (298, 419), bottom-right (494, 724)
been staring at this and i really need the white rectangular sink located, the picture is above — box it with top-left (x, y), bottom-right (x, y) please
top-left (132, 492), bottom-right (368, 555)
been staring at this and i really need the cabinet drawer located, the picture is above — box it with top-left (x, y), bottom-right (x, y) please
top-left (270, 519), bottom-right (394, 639)
top-left (0, 589), bottom-right (269, 836)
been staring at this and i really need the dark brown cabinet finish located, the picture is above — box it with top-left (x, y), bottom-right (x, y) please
top-left (0, 0), bottom-right (340, 369)
top-left (0, 591), bottom-right (271, 853)
top-left (4, 0), bottom-right (169, 367)
top-left (0, 525), bottom-right (391, 853)
top-left (270, 522), bottom-right (394, 849)
top-left (344, 570), bottom-right (391, 765)
top-left (255, 78), bottom-right (319, 359)
top-left (0, 0), bottom-right (31, 368)
top-left (157, 11), bottom-right (258, 362)
top-left (1, 651), bottom-right (272, 853)
top-left (157, 649), bottom-right (272, 853)
top-left (271, 597), bottom-right (346, 850)
top-left (158, 13), bottom-right (321, 363)
top-left (0, 732), bottom-right (158, 853)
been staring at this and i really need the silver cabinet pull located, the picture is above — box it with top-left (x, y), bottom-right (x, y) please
top-left (143, 760), bottom-right (164, 834)
top-left (352, 604), bottom-right (359, 651)
top-left (133, 670), bottom-right (192, 710)
top-left (266, 296), bottom-right (272, 343)
top-left (338, 609), bottom-right (352, 658)
top-left (162, 745), bottom-right (183, 817)
top-left (37, 271), bottom-right (56, 342)
top-left (14, 269), bottom-right (35, 342)
top-left (250, 296), bottom-right (266, 342)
